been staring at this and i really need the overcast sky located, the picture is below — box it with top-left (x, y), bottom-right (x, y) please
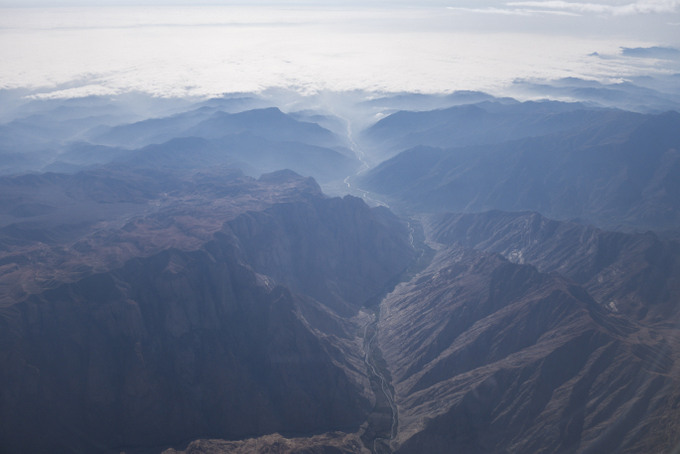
top-left (2, 0), bottom-right (679, 12)
top-left (1, 0), bottom-right (678, 98)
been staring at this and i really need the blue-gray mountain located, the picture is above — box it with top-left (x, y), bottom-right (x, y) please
top-left (1, 104), bottom-right (358, 184)
top-left (360, 104), bottom-right (680, 231)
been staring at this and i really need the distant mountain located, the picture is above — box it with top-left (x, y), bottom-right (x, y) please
top-left (92, 106), bottom-right (345, 152)
top-left (106, 133), bottom-right (358, 183)
top-left (87, 95), bottom-right (270, 148)
top-left (360, 109), bottom-right (680, 230)
top-left (185, 107), bottom-right (346, 150)
top-left (360, 100), bottom-right (639, 162)
top-left (511, 77), bottom-right (680, 113)
top-left (0, 94), bottom-right (176, 174)
top-left (357, 91), bottom-right (501, 120)
top-left (59, 107), bottom-right (359, 183)
top-left (90, 106), bottom-right (220, 148)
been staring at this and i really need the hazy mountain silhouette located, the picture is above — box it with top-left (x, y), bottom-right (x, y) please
top-left (361, 108), bottom-right (680, 230)
top-left (360, 100), bottom-right (635, 162)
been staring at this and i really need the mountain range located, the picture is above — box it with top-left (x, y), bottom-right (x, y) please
top-left (0, 90), bottom-right (679, 453)
top-left (360, 104), bottom-right (680, 231)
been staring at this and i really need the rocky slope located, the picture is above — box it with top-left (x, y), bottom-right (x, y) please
top-left (155, 211), bottom-right (680, 454)
top-left (0, 167), bottom-right (324, 305)
top-left (378, 241), bottom-right (680, 453)
top-left (429, 211), bottom-right (680, 323)
top-left (0, 170), bottom-right (415, 453)
top-left (163, 432), bottom-right (368, 454)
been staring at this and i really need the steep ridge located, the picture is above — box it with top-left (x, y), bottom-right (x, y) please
top-left (377, 242), bottom-right (680, 453)
top-left (0, 171), bottom-right (416, 453)
top-left (428, 211), bottom-right (680, 323)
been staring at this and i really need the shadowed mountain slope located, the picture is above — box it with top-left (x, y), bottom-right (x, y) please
top-left (0, 170), bottom-right (415, 453)
top-left (360, 110), bottom-right (680, 230)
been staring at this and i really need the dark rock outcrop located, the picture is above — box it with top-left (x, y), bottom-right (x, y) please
top-left (162, 431), bottom-right (366, 454)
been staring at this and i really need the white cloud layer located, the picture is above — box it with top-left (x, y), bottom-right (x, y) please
top-left (0, 5), bottom-right (678, 98)
top-left (507, 0), bottom-right (680, 15)
top-left (446, 6), bottom-right (579, 16)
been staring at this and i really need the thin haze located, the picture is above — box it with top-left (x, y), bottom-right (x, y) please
top-left (0, 0), bottom-right (679, 98)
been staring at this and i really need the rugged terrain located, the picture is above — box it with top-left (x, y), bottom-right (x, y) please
top-left (377, 213), bottom-right (680, 453)
top-left (0, 168), bottom-right (415, 453)
top-left (1, 92), bottom-right (680, 454)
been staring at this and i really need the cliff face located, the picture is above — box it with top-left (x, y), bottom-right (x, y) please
top-left (226, 196), bottom-right (413, 315)
top-left (0, 173), bottom-right (415, 454)
top-left (374, 214), bottom-right (680, 453)
top-left (1, 250), bottom-right (362, 453)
